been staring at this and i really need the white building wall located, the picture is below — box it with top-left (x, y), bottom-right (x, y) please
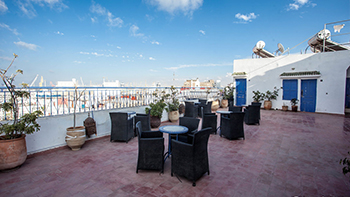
top-left (233, 50), bottom-right (350, 115)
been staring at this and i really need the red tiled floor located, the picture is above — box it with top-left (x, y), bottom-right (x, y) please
top-left (1, 109), bottom-right (350, 196)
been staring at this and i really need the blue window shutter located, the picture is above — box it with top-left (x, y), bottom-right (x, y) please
top-left (283, 79), bottom-right (297, 100)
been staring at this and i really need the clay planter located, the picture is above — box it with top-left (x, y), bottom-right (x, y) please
top-left (168, 111), bottom-right (179, 123)
top-left (292, 105), bottom-right (298, 112)
top-left (0, 134), bottom-right (27, 171)
top-left (221, 99), bottom-right (228, 108)
top-left (282, 106), bottom-right (288, 111)
top-left (211, 100), bottom-right (220, 111)
top-left (66, 126), bottom-right (86, 151)
top-left (264, 100), bottom-right (272, 110)
top-left (150, 116), bottom-right (161, 128)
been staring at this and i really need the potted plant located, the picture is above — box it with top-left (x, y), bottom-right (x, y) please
top-left (221, 84), bottom-right (234, 108)
top-left (145, 89), bottom-right (167, 128)
top-left (340, 152), bottom-right (350, 181)
top-left (263, 87), bottom-right (279, 110)
top-left (290, 98), bottom-right (298, 112)
top-left (282, 103), bottom-right (288, 111)
top-left (251, 90), bottom-right (265, 107)
top-left (165, 86), bottom-right (180, 123)
top-left (0, 53), bottom-right (42, 170)
top-left (65, 85), bottom-right (86, 151)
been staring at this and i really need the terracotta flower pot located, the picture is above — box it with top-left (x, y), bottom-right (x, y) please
top-left (0, 134), bottom-right (27, 171)
top-left (264, 100), bottom-right (272, 110)
top-left (282, 106), bottom-right (288, 111)
top-left (66, 126), bottom-right (86, 151)
top-left (221, 99), bottom-right (228, 108)
top-left (211, 100), bottom-right (220, 111)
top-left (150, 116), bottom-right (161, 128)
top-left (292, 105), bottom-right (298, 112)
top-left (168, 111), bottom-right (179, 123)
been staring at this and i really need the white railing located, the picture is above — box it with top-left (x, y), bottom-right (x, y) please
top-left (0, 86), bottom-right (221, 121)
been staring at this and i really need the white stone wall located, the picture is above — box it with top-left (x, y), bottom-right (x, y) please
top-left (25, 106), bottom-right (169, 154)
top-left (233, 50), bottom-right (350, 115)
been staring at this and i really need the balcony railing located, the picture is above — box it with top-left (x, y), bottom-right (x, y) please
top-left (0, 86), bottom-right (221, 121)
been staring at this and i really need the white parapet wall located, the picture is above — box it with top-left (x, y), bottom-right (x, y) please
top-left (25, 106), bottom-right (169, 155)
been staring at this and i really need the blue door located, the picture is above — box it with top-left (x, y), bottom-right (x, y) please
top-left (345, 78), bottom-right (350, 108)
top-left (300, 79), bottom-right (317, 112)
top-left (235, 79), bottom-right (246, 106)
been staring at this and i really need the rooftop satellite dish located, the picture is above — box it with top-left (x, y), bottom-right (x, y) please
top-left (277, 43), bottom-right (284, 53)
top-left (256, 40), bottom-right (265, 50)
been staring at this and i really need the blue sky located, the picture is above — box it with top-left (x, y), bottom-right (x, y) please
top-left (0, 0), bottom-right (349, 87)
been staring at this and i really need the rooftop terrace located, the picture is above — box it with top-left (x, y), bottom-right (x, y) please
top-left (1, 109), bottom-right (350, 196)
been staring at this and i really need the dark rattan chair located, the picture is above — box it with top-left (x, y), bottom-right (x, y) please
top-left (220, 112), bottom-right (245, 140)
top-left (110, 112), bottom-right (134, 142)
top-left (176, 117), bottom-right (200, 143)
top-left (251, 102), bottom-right (261, 119)
top-left (184, 101), bottom-right (198, 118)
top-left (199, 101), bottom-right (212, 118)
top-left (229, 106), bottom-right (242, 112)
top-left (134, 113), bottom-right (151, 136)
top-left (201, 112), bottom-right (217, 134)
top-left (244, 105), bottom-right (260, 125)
top-left (136, 121), bottom-right (164, 173)
top-left (171, 127), bottom-right (212, 186)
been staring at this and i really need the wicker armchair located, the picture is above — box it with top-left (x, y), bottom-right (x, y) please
top-left (244, 105), bottom-right (260, 125)
top-left (134, 113), bottom-right (151, 136)
top-left (184, 101), bottom-right (199, 118)
top-left (220, 112), bottom-right (245, 140)
top-left (176, 117), bottom-right (200, 143)
top-left (171, 127), bottom-right (212, 186)
top-left (136, 121), bottom-right (164, 173)
top-left (201, 112), bottom-right (217, 134)
top-left (229, 106), bottom-right (243, 112)
top-left (198, 101), bottom-right (212, 118)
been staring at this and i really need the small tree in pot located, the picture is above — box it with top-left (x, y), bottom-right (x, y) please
top-left (145, 89), bottom-right (167, 128)
top-left (0, 53), bottom-right (42, 170)
top-left (252, 90), bottom-right (265, 107)
top-left (264, 87), bottom-right (279, 110)
top-left (290, 98), bottom-right (298, 112)
top-left (222, 84), bottom-right (234, 108)
top-left (165, 86), bottom-right (180, 122)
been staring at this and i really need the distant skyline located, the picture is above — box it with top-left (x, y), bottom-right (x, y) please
top-left (0, 0), bottom-right (349, 87)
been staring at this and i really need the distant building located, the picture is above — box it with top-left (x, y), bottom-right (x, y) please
top-left (200, 79), bottom-right (215, 87)
top-left (215, 80), bottom-right (221, 88)
top-left (103, 80), bottom-right (120, 87)
top-left (56, 78), bottom-right (77, 87)
top-left (183, 78), bottom-right (200, 87)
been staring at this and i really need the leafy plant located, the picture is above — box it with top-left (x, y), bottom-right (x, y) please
top-left (264, 87), bottom-right (279, 101)
top-left (290, 98), bottom-right (299, 106)
top-left (0, 53), bottom-right (42, 140)
top-left (223, 84), bottom-right (235, 100)
top-left (340, 152), bottom-right (350, 180)
top-left (165, 86), bottom-right (179, 112)
top-left (252, 90), bottom-right (265, 102)
top-left (72, 85), bottom-right (85, 129)
top-left (145, 89), bottom-right (167, 118)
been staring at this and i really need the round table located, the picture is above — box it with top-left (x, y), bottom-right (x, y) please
top-left (159, 125), bottom-right (188, 161)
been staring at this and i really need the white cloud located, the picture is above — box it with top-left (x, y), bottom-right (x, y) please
top-left (14, 41), bottom-right (39, 51)
top-left (287, 0), bottom-right (315, 10)
top-left (149, 57), bottom-right (156, 61)
top-left (165, 63), bottom-right (230, 70)
top-left (146, 0), bottom-right (203, 16)
top-left (0, 23), bottom-right (20, 35)
top-left (150, 69), bottom-right (158, 72)
top-left (55, 31), bottom-right (64, 35)
top-left (48, 19), bottom-right (53, 24)
top-left (0, 56), bottom-right (12, 61)
top-left (199, 30), bottom-right (205, 35)
top-left (0, 0), bottom-right (8, 13)
top-left (130, 25), bottom-right (144, 37)
top-left (90, 1), bottom-right (123, 27)
top-left (117, 46), bottom-right (121, 49)
top-left (16, 0), bottom-right (68, 18)
top-left (73, 61), bottom-right (85, 64)
top-left (91, 17), bottom-right (97, 23)
top-left (151, 41), bottom-right (160, 45)
top-left (235, 13), bottom-right (257, 22)
top-left (80, 52), bottom-right (90, 55)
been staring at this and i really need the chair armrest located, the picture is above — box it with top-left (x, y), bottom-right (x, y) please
top-left (141, 131), bottom-right (163, 138)
top-left (222, 116), bottom-right (230, 121)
